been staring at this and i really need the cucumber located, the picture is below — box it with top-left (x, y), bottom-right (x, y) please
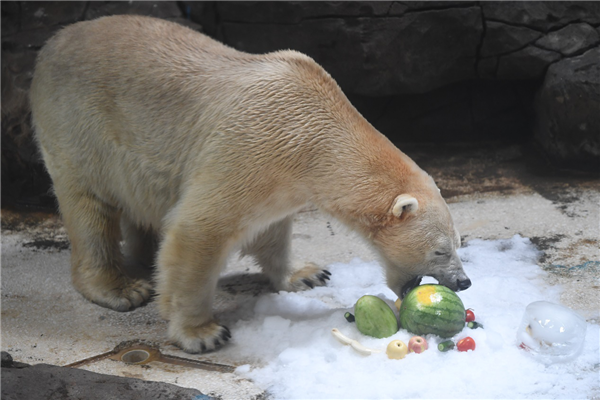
top-left (467, 321), bottom-right (484, 329)
top-left (354, 295), bottom-right (398, 338)
top-left (438, 340), bottom-right (455, 352)
top-left (344, 312), bottom-right (355, 323)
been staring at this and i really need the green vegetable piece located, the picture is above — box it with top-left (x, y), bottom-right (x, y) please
top-left (467, 321), bottom-right (484, 329)
top-left (344, 312), bottom-right (355, 323)
top-left (438, 340), bottom-right (455, 352)
top-left (354, 295), bottom-right (398, 338)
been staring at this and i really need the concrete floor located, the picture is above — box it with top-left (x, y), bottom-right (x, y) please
top-left (1, 144), bottom-right (598, 399)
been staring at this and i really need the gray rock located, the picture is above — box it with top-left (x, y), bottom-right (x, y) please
top-left (534, 47), bottom-right (600, 170)
top-left (480, 21), bottom-right (542, 57)
top-left (1, 361), bottom-right (207, 400)
top-left (497, 45), bottom-right (561, 79)
top-left (2, 26), bottom-right (62, 50)
top-left (482, 2), bottom-right (600, 31)
top-left (348, 80), bottom-right (536, 143)
top-left (477, 57), bottom-right (498, 78)
top-left (400, 1), bottom-right (476, 11)
top-left (1, 352), bottom-right (29, 369)
top-left (535, 23), bottom-right (600, 56)
top-left (359, 7), bottom-right (482, 94)
top-left (215, 1), bottom-right (391, 23)
top-left (220, 7), bottom-right (483, 95)
top-left (180, 2), bottom-right (218, 35)
top-left (84, 1), bottom-right (182, 21)
top-left (359, 1), bottom-right (476, 16)
top-left (20, 2), bottom-right (86, 31)
top-left (1, 2), bottom-right (20, 36)
top-left (1, 352), bottom-right (14, 368)
top-left (220, 17), bottom-right (365, 92)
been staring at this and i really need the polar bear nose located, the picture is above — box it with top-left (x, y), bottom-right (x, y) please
top-left (457, 278), bottom-right (472, 291)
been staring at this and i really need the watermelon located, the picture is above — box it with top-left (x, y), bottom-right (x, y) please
top-left (399, 284), bottom-right (466, 338)
top-left (354, 295), bottom-right (398, 338)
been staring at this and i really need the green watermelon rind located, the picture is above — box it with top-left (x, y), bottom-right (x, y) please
top-left (399, 284), bottom-right (466, 338)
top-left (354, 295), bottom-right (399, 339)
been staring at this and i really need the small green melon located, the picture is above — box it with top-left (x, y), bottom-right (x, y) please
top-left (354, 295), bottom-right (399, 338)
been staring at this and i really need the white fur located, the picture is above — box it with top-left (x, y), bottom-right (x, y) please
top-left (30, 15), bottom-right (468, 353)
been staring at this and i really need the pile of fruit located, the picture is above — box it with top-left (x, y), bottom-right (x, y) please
top-left (332, 284), bottom-right (485, 359)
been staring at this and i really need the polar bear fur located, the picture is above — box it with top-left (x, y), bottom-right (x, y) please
top-left (30, 15), bottom-right (470, 353)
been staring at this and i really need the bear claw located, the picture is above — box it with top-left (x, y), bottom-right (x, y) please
top-left (170, 322), bottom-right (231, 354)
top-left (317, 272), bottom-right (331, 283)
top-left (287, 263), bottom-right (332, 292)
top-left (302, 278), bottom-right (315, 289)
top-left (220, 327), bottom-right (232, 341)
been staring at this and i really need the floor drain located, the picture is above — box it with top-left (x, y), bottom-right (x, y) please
top-left (65, 341), bottom-right (235, 373)
top-left (120, 349), bottom-right (153, 365)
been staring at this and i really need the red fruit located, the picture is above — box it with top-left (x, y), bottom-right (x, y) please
top-left (408, 336), bottom-right (429, 354)
top-left (457, 337), bottom-right (476, 352)
top-left (465, 309), bottom-right (475, 323)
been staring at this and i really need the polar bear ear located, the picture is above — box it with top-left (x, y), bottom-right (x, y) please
top-left (392, 194), bottom-right (419, 218)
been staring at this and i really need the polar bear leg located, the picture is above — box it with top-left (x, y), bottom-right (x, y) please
top-left (55, 184), bottom-right (153, 312)
top-left (155, 213), bottom-right (231, 353)
top-left (243, 217), bottom-right (331, 291)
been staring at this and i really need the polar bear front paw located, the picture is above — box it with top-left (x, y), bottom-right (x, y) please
top-left (286, 262), bottom-right (331, 291)
top-left (169, 321), bottom-right (231, 354)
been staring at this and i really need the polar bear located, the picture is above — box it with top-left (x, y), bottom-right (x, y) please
top-left (30, 15), bottom-right (470, 353)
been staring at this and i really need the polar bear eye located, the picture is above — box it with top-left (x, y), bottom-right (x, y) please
top-left (434, 251), bottom-right (447, 257)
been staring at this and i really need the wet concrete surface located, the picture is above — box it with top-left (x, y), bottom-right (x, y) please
top-left (1, 143), bottom-right (598, 399)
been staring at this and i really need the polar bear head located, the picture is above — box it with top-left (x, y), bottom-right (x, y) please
top-left (371, 179), bottom-right (470, 299)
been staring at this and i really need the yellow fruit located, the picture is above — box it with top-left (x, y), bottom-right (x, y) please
top-left (386, 340), bottom-right (408, 360)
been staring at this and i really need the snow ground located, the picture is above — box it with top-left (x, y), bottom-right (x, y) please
top-left (231, 235), bottom-right (599, 399)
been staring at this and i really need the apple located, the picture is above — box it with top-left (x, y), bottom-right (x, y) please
top-left (408, 336), bottom-right (428, 354)
top-left (386, 340), bottom-right (408, 360)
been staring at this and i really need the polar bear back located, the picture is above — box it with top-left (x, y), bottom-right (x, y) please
top-left (30, 15), bottom-right (358, 228)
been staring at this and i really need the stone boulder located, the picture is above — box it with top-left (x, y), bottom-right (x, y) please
top-left (1, 356), bottom-right (207, 400)
top-left (209, 4), bottom-right (483, 95)
top-left (84, 1), bottom-right (181, 20)
top-left (481, 2), bottom-right (600, 31)
top-left (480, 21), bottom-right (542, 58)
top-left (535, 23), bottom-right (599, 57)
top-left (534, 48), bottom-right (600, 170)
top-left (478, 2), bottom-right (600, 81)
top-left (496, 45), bottom-right (561, 80)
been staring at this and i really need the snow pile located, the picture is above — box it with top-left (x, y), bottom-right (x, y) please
top-left (231, 235), bottom-right (599, 399)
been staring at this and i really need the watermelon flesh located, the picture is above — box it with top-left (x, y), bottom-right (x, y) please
top-left (399, 284), bottom-right (466, 338)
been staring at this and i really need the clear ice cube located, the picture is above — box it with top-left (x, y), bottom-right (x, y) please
top-left (517, 301), bottom-right (586, 364)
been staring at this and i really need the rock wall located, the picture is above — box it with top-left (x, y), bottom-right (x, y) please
top-left (534, 48), bottom-right (600, 170)
top-left (2, 1), bottom-right (598, 209)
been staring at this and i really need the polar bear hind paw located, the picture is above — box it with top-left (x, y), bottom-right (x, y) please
top-left (81, 276), bottom-right (153, 312)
